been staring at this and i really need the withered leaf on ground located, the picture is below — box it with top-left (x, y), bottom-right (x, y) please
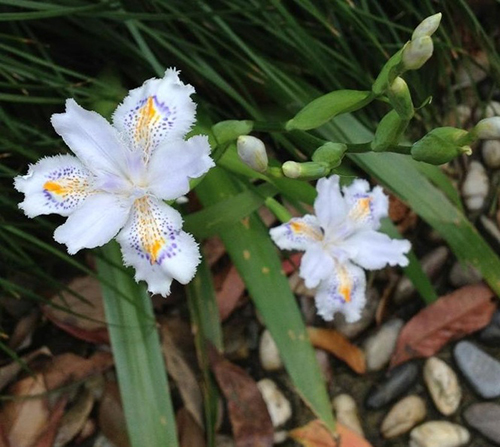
top-left (31, 396), bottom-right (68, 447)
top-left (307, 327), bottom-right (366, 374)
top-left (43, 276), bottom-right (109, 344)
top-left (216, 265), bottom-right (247, 322)
top-left (176, 407), bottom-right (206, 447)
top-left (98, 381), bottom-right (130, 447)
top-left (0, 347), bottom-right (51, 392)
top-left (159, 318), bottom-right (204, 428)
top-left (8, 311), bottom-right (39, 351)
top-left (289, 419), bottom-right (373, 447)
top-left (208, 343), bottom-right (274, 447)
top-left (390, 283), bottom-right (496, 368)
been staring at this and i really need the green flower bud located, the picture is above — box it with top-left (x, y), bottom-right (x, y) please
top-left (282, 161), bottom-right (330, 179)
top-left (371, 110), bottom-right (409, 152)
top-left (402, 36), bottom-right (434, 71)
top-left (471, 117), bottom-right (500, 140)
top-left (372, 47), bottom-right (405, 96)
top-left (312, 142), bottom-right (347, 167)
top-left (387, 77), bottom-right (414, 120)
top-left (212, 120), bottom-right (254, 145)
top-left (412, 13), bottom-right (442, 40)
top-left (236, 135), bottom-right (268, 173)
top-left (411, 127), bottom-right (472, 165)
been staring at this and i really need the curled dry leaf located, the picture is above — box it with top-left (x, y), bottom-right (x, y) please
top-left (391, 284), bottom-right (496, 368)
top-left (8, 311), bottom-right (39, 351)
top-left (176, 407), bottom-right (206, 447)
top-left (31, 396), bottom-right (68, 447)
top-left (208, 343), bottom-right (274, 447)
top-left (43, 276), bottom-right (109, 344)
top-left (289, 419), bottom-right (373, 447)
top-left (307, 327), bottom-right (366, 374)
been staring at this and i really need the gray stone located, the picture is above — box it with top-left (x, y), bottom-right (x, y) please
top-left (479, 310), bottom-right (500, 344)
top-left (259, 329), bottom-right (283, 371)
top-left (257, 379), bottom-right (292, 427)
top-left (448, 261), bottom-right (482, 288)
top-left (365, 362), bottom-right (419, 409)
top-left (462, 161), bottom-right (489, 211)
top-left (423, 357), bottom-right (461, 416)
top-left (332, 394), bottom-right (364, 437)
top-left (480, 215), bottom-right (500, 245)
top-left (463, 402), bottom-right (500, 445)
top-left (364, 319), bottom-right (404, 372)
top-left (409, 421), bottom-right (470, 447)
top-left (381, 395), bottom-right (426, 439)
top-left (453, 341), bottom-right (500, 398)
top-left (394, 247), bottom-right (448, 304)
top-left (483, 139), bottom-right (500, 169)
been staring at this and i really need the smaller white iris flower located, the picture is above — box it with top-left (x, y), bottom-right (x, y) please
top-left (14, 69), bottom-right (214, 296)
top-left (270, 176), bottom-right (411, 322)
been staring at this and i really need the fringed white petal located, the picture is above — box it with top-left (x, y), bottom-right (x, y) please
top-left (116, 196), bottom-right (200, 296)
top-left (299, 244), bottom-right (334, 289)
top-left (53, 192), bottom-right (131, 254)
top-left (112, 68), bottom-right (196, 161)
top-left (14, 155), bottom-right (94, 218)
top-left (315, 261), bottom-right (366, 323)
top-left (314, 176), bottom-right (347, 231)
top-left (342, 230), bottom-right (411, 270)
top-left (147, 135), bottom-right (214, 200)
top-left (51, 99), bottom-right (128, 178)
top-left (269, 215), bottom-right (323, 251)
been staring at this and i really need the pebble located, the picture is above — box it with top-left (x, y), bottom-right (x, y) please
top-left (482, 139), bottom-right (500, 169)
top-left (365, 362), bottom-right (419, 409)
top-left (409, 421), bottom-right (470, 447)
top-left (332, 288), bottom-right (379, 339)
top-left (394, 247), bottom-right (449, 304)
top-left (259, 330), bottom-right (283, 371)
top-left (215, 435), bottom-right (236, 447)
top-left (479, 310), bottom-right (500, 344)
top-left (475, 100), bottom-right (500, 120)
top-left (257, 379), bottom-right (292, 428)
top-left (480, 215), bottom-right (500, 245)
top-left (453, 341), bottom-right (500, 398)
top-left (363, 319), bottom-right (404, 372)
top-left (332, 394), bottom-right (364, 437)
top-left (463, 402), bottom-right (500, 445)
top-left (462, 161), bottom-right (489, 211)
top-left (423, 357), bottom-right (461, 416)
top-left (380, 395), bottom-right (426, 439)
top-left (315, 349), bottom-right (333, 383)
top-left (448, 261), bottom-right (482, 287)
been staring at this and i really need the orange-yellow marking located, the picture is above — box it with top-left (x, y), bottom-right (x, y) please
top-left (134, 197), bottom-right (166, 265)
top-left (43, 181), bottom-right (65, 195)
top-left (338, 266), bottom-right (352, 303)
top-left (135, 97), bottom-right (161, 155)
top-left (349, 197), bottom-right (372, 222)
top-left (290, 221), bottom-right (322, 240)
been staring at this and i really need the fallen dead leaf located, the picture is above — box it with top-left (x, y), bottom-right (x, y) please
top-left (98, 381), bottom-right (130, 447)
top-left (208, 343), bottom-right (274, 447)
top-left (43, 276), bottom-right (109, 344)
top-left (8, 311), bottom-right (39, 351)
top-left (391, 283), bottom-right (496, 368)
top-left (176, 407), bottom-right (206, 447)
top-left (216, 265), bottom-right (247, 321)
top-left (0, 347), bottom-right (51, 392)
top-left (0, 424), bottom-right (9, 447)
top-left (159, 319), bottom-right (204, 428)
top-left (203, 236), bottom-right (227, 267)
top-left (31, 396), bottom-right (68, 447)
top-left (289, 419), bottom-right (373, 447)
top-left (282, 253), bottom-right (303, 276)
top-left (307, 327), bottom-right (366, 374)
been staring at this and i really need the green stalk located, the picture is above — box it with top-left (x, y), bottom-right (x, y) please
top-left (96, 242), bottom-right (179, 447)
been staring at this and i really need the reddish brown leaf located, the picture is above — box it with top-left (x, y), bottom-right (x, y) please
top-left (207, 344), bottom-right (274, 447)
top-left (32, 396), bottom-right (68, 447)
top-left (176, 408), bottom-right (206, 447)
top-left (282, 253), bottom-right (303, 275)
top-left (8, 311), bottom-right (39, 351)
top-left (0, 347), bottom-right (51, 392)
top-left (390, 284), bottom-right (496, 368)
top-left (99, 381), bottom-right (130, 447)
top-left (216, 265), bottom-right (247, 321)
top-left (307, 327), bottom-right (366, 374)
top-left (289, 419), bottom-right (373, 447)
top-left (43, 276), bottom-right (110, 344)
top-left (0, 423), bottom-right (10, 447)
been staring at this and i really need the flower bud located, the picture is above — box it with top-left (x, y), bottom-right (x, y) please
top-left (472, 117), bottom-right (500, 140)
top-left (402, 36), bottom-right (434, 71)
top-left (411, 127), bottom-right (472, 165)
top-left (371, 110), bottom-right (409, 152)
top-left (412, 13), bottom-right (442, 40)
top-left (212, 120), bottom-right (254, 145)
top-left (282, 161), bottom-right (330, 179)
top-left (387, 77), bottom-right (414, 120)
top-left (312, 142), bottom-right (347, 167)
top-left (236, 135), bottom-right (268, 172)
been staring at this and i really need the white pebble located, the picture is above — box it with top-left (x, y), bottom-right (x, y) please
top-left (410, 421), bottom-right (470, 447)
top-left (381, 395), bottom-right (426, 438)
top-left (259, 330), bottom-right (283, 371)
top-left (483, 140), bottom-right (500, 168)
top-left (332, 394), bottom-right (364, 437)
top-left (364, 319), bottom-right (404, 371)
top-left (449, 261), bottom-right (482, 287)
top-left (424, 357), bottom-right (461, 416)
top-left (462, 161), bottom-right (489, 211)
top-left (257, 379), bottom-right (292, 428)
top-left (475, 100), bottom-right (500, 120)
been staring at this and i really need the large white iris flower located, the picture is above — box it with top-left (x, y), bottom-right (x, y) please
top-left (270, 176), bottom-right (411, 322)
top-left (14, 69), bottom-right (214, 296)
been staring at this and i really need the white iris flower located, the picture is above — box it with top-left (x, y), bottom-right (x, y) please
top-left (14, 69), bottom-right (214, 296)
top-left (270, 176), bottom-right (411, 322)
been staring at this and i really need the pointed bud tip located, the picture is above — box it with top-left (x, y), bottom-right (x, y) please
top-left (412, 13), bottom-right (442, 40)
top-left (237, 135), bottom-right (268, 172)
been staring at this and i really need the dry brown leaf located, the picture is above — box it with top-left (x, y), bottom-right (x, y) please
top-left (203, 236), bottom-right (227, 267)
top-left (159, 319), bottom-right (204, 428)
top-left (307, 327), bottom-right (366, 374)
top-left (208, 343), bottom-right (274, 447)
top-left (43, 276), bottom-right (109, 344)
top-left (216, 266), bottom-right (247, 321)
top-left (31, 396), bottom-right (68, 447)
top-left (0, 347), bottom-right (51, 392)
top-left (8, 311), bottom-right (39, 351)
top-left (0, 424), bottom-right (9, 447)
top-left (391, 283), bottom-right (496, 368)
top-left (2, 375), bottom-right (50, 447)
top-left (289, 419), bottom-right (373, 447)
top-left (98, 381), bottom-right (130, 447)
top-left (176, 407), bottom-right (206, 447)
